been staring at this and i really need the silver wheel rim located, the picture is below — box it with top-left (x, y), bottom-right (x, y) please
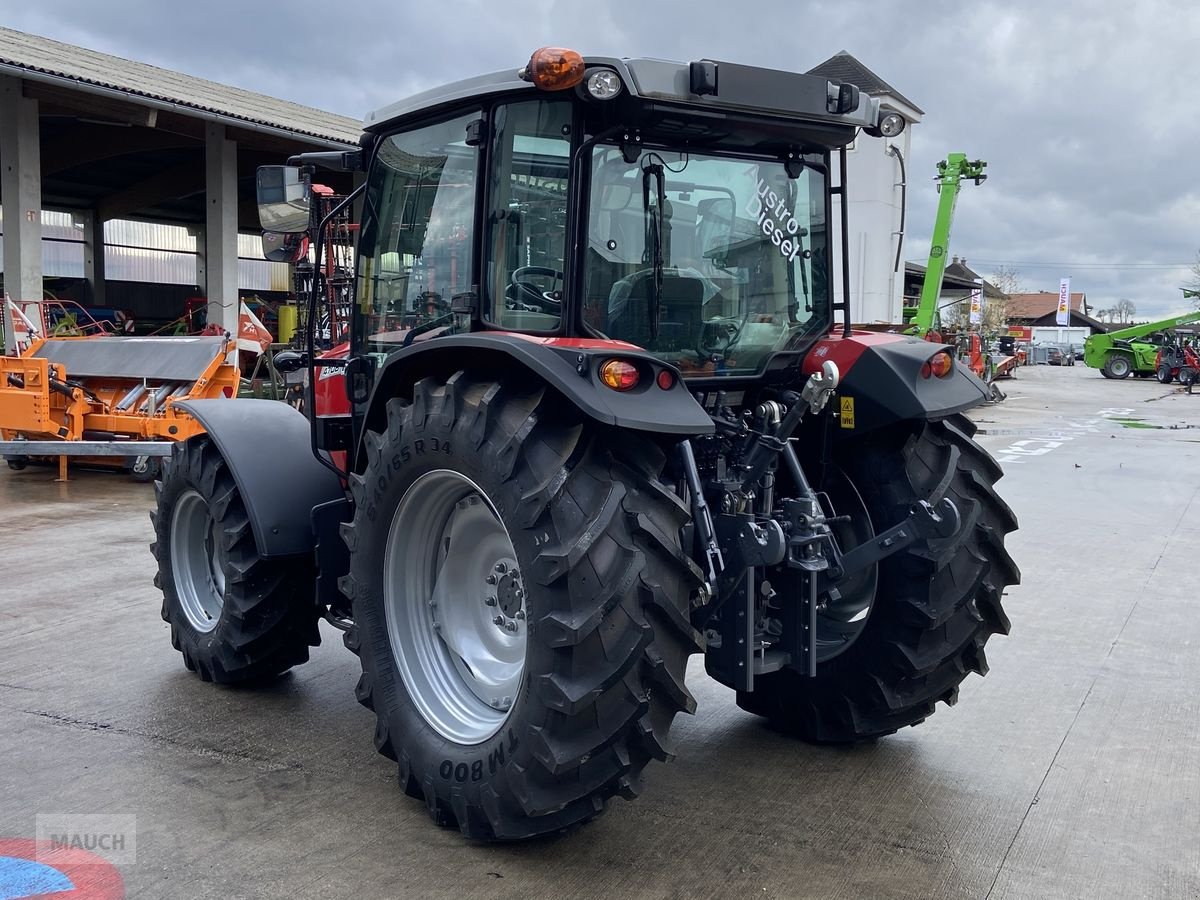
top-left (170, 489), bottom-right (226, 633)
top-left (384, 469), bottom-right (526, 745)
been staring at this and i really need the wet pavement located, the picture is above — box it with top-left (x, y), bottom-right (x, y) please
top-left (1, 363), bottom-right (1198, 899)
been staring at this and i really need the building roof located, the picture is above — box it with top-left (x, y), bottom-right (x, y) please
top-left (807, 50), bottom-right (923, 116)
top-left (1007, 291), bottom-right (1088, 320)
top-left (944, 258), bottom-right (1007, 298)
top-left (904, 261), bottom-right (978, 292)
top-left (0, 26), bottom-right (360, 145)
top-left (1027, 309), bottom-right (1107, 333)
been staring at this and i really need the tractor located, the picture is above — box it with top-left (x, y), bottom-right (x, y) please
top-left (1155, 341), bottom-right (1200, 386)
top-left (150, 49), bottom-right (1019, 841)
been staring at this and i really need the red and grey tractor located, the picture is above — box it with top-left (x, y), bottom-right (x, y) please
top-left (151, 49), bottom-right (1019, 841)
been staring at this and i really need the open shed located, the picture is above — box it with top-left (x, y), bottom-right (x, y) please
top-left (0, 26), bottom-right (359, 348)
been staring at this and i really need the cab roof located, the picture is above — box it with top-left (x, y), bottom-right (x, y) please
top-left (364, 56), bottom-right (882, 138)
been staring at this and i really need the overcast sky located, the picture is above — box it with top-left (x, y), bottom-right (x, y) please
top-left (5, 0), bottom-right (1199, 318)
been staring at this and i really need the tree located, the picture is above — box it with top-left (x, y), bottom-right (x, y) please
top-left (1186, 252), bottom-right (1200, 309)
top-left (988, 266), bottom-right (1023, 297)
top-left (1114, 298), bottom-right (1137, 322)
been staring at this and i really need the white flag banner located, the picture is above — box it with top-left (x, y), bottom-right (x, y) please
top-left (1056, 277), bottom-right (1071, 326)
top-left (969, 289), bottom-right (983, 325)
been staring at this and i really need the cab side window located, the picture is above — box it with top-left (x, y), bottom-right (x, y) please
top-left (483, 100), bottom-right (572, 332)
top-left (357, 113), bottom-right (479, 356)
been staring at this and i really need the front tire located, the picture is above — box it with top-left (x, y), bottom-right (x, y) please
top-left (736, 414), bottom-right (1019, 742)
top-left (1157, 365), bottom-right (1174, 384)
top-left (151, 438), bottom-right (320, 682)
top-left (340, 374), bottom-right (702, 840)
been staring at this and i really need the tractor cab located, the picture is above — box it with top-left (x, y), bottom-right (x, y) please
top-left (257, 49), bottom-right (903, 438)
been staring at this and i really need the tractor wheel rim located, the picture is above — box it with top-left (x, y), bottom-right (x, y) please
top-left (170, 489), bottom-right (225, 633)
top-left (384, 469), bottom-right (525, 745)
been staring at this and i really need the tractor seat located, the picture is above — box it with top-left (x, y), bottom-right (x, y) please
top-left (607, 269), bottom-right (706, 352)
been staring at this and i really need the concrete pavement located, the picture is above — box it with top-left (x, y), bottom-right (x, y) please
top-left (1, 362), bottom-right (1197, 899)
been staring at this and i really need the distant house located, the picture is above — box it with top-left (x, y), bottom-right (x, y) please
top-left (903, 257), bottom-right (1006, 324)
top-left (1007, 291), bottom-right (1106, 334)
top-left (808, 51), bottom-right (922, 325)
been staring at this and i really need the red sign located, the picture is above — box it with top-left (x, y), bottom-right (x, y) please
top-left (1006, 326), bottom-right (1033, 340)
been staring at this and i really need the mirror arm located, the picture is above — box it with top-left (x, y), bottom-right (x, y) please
top-left (286, 149), bottom-right (364, 172)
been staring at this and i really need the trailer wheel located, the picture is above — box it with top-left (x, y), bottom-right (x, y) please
top-left (736, 414), bottom-right (1019, 742)
top-left (1103, 355), bottom-right (1132, 379)
top-left (129, 454), bottom-right (161, 483)
top-left (340, 373), bottom-right (702, 840)
top-left (1157, 365), bottom-right (1174, 384)
top-left (5, 457), bottom-right (27, 471)
top-left (150, 437), bottom-right (320, 683)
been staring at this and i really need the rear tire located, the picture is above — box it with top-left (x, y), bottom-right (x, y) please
top-left (151, 437), bottom-right (320, 683)
top-left (340, 373), bottom-right (702, 840)
top-left (1103, 355), bottom-right (1132, 379)
top-left (736, 414), bottom-right (1019, 742)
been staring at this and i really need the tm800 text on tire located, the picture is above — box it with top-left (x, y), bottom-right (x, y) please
top-left (339, 373), bottom-right (703, 840)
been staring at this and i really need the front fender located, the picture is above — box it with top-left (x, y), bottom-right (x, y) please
top-left (174, 399), bottom-right (344, 558)
top-left (368, 333), bottom-right (715, 437)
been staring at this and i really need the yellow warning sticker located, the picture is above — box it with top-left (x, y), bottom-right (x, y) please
top-left (839, 396), bottom-right (855, 429)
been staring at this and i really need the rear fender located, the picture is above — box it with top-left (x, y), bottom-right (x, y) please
top-left (364, 333), bottom-right (714, 443)
top-left (804, 332), bottom-right (990, 435)
top-left (174, 399), bottom-right (345, 558)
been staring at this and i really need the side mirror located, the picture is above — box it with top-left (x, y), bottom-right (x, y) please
top-left (261, 231), bottom-right (309, 263)
top-left (273, 350), bottom-right (308, 373)
top-left (256, 165), bottom-right (312, 233)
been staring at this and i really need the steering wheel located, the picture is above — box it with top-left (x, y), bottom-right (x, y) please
top-left (698, 315), bottom-right (744, 361)
top-left (508, 266), bottom-right (563, 313)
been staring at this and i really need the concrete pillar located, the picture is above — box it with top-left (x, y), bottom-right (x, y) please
top-left (79, 209), bottom-right (106, 307)
top-left (0, 76), bottom-right (42, 351)
top-left (204, 122), bottom-right (238, 334)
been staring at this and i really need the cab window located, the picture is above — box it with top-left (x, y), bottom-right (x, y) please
top-left (483, 100), bottom-right (571, 332)
top-left (356, 112), bottom-right (479, 356)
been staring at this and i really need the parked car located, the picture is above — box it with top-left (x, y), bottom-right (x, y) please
top-left (1047, 347), bottom-right (1065, 366)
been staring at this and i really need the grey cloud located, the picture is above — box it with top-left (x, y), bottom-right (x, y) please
top-left (5, 0), bottom-right (1198, 316)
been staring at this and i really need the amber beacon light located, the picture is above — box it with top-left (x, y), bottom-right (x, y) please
top-left (522, 47), bottom-right (586, 91)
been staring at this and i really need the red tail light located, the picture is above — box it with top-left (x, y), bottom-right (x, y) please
top-left (599, 359), bottom-right (640, 391)
top-left (921, 351), bottom-right (955, 379)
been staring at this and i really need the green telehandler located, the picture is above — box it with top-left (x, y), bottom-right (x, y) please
top-left (1083, 308), bottom-right (1200, 379)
